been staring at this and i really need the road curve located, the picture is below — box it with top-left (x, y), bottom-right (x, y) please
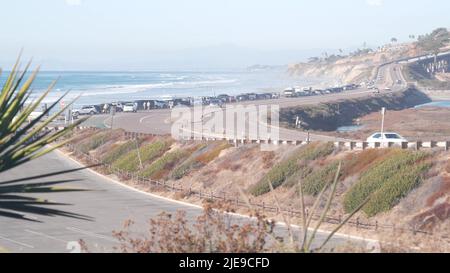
top-left (0, 151), bottom-right (372, 253)
top-left (0, 151), bottom-right (206, 252)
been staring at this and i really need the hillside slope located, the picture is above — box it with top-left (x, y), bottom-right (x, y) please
top-left (65, 129), bottom-right (450, 246)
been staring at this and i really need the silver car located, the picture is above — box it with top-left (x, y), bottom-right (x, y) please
top-left (72, 106), bottom-right (98, 116)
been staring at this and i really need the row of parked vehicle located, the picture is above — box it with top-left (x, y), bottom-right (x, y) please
top-left (282, 84), bottom-right (360, 98)
top-left (72, 92), bottom-right (282, 116)
top-left (200, 92), bottom-right (279, 106)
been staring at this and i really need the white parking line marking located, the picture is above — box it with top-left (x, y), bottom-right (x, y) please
top-left (66, 227), bottom-right (118, 243)
top-left (24, 229), bottom-right (67, 243)
top-left (0, 234), bottom-right (34, 249)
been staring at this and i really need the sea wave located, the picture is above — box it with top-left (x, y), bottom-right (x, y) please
top-left (31, 78), bottom-right (238, 103)
top-left (81, 78), bottom-right (238, 96)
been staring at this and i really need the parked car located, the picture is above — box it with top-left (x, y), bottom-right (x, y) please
top-left (154, 100), bottom-right (169, 109)
top-left (209, 98), bottom-right (224, 107)
top-left (295, 90), bottom-right (309, 96)
top-left (283, 88), bottom-right (296, 97)
top-left (123, 102), bottom-right (137, 112)
top-left (72, 105), bottom-right (98, 116)
top-left (201, 96), bottom-right (213, 105)
top-left (236, 94), bottom-right (249, 101)
top-left (262, 93), bottom-right (273, 99)
top-left (366, 132), bottom-right (407, 143)
top-left (256, 93), bottom-right (272, 100)
top-left (246, 93), bottom-right (257, 100)
top-left (28, 111), bottom-right (44, 121)
top-left (111, 102), bottom-right (123, 112)
top-left (217, 94), bottom-right (230, 103)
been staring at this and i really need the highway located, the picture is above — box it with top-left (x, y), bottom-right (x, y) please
top-left (0, 151), bottom-right (370, 253)
top-left (83, 71), bottom-right (405, 142)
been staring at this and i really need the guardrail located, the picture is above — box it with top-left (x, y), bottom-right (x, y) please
top-left (335, 141), bottom-right (450, 151)
top-left (64, 141), bottom-right (450, 242)
top-left (59, 126), bottom-right (450, 152)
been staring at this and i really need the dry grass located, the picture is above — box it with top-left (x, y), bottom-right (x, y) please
top-left (195, 142), bottom-right (231, 164)
top-left (110, 203), bottom-right (276, 253)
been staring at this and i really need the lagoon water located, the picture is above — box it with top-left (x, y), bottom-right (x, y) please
top-left (336, 125), bottom-right (364, 132)
top-left (415, 101), bottom-right (450, 108)
top-left (0, 69), bottom-right (323, 107)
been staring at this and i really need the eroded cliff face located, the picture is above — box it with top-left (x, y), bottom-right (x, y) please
top-left (288, 60), bottom-right (377, 84)
top-left (288, 43), bottom-right (421, 84)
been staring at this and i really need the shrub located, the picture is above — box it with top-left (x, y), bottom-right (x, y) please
top-left (362, 162), bottom-right (431, 216)
top-left (112, 139), bottom-right (172, 172)
top-left (343, 150), bottom-right (431, 216)
top-left (170, 158), bottom-right (202, 180)
top-left (107, 204), bottom-right (274, 253)
top-left (103, 140), bottom-right (138, 164)
top-left (282, 164), bottom-right (312, 188)
top-left (168, 143), bottom-right (211, 180)
top-left (302, 161), bottom-right (340, 196)
top-left (139, 149), bottom-right (189, 180)
top-left (300, 142), bottom-right (335, 161)
top-left (249, 142), bottom-right (335, 196)
top-left (76, 131), bottom-right (110, 154)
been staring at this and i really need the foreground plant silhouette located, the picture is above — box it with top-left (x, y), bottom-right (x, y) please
top-left (0, 56), bottom-right (88, 221)
top-left (0, 57), bottom-right (84, 172)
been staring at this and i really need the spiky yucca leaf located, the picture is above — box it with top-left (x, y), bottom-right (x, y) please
top-left (0, 58), bottom-right (86, 173)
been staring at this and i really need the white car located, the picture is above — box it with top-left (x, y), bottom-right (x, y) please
top-left (123, 103), bottom-right (137, 112)
top-left (366, 132), bottom-right (408, 143)
top-left (28, 111), bottom-right (44, 121)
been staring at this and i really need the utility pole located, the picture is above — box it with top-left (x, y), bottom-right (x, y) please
top-left (110, 105), bottom-right (116, 130)
top-left (135, 137), bottom-right (143, 170)
top-left (380, 107), bottom-right (386, 141)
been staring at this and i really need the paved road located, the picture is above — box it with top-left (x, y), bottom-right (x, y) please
top-left (83, 75), bottom-right (404, 142)
top-left (0, 151), bottom-right (369, 253)
top-left (0, 151), bottom-right (205, 252)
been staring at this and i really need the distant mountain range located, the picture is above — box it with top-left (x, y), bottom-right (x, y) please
top-left (5, 44), bottom-right (343, 71)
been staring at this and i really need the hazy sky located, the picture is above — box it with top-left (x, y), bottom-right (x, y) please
top-left (1, 0), bottom-right (449, 70)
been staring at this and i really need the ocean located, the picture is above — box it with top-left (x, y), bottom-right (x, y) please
top-left (0, 69), bottom-right (325, 108)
